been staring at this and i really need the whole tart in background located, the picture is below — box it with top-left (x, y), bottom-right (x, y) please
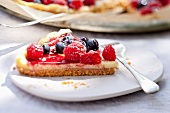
top-left (14, 0), bottom-right (129, 14)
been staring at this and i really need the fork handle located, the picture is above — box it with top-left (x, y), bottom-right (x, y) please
top-left (117, 57), bottom-right (159, 94)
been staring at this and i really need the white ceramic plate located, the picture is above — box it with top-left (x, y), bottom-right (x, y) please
top-left (9, 46), bottom-right (163, 102)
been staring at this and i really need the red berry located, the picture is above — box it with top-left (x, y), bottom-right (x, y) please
top-left (23, 0), bottom-right (34, 2)
top-left (80, 50), bottom-right (102, 64)
top-left (83, 0), bottom-right (95, 6)
top-left (53, 0), bottom-right (67, 5)
top-left (41, 0), bottom-right (53, 5)
top-left (102, 44), bottom-right (116, 61)
top-left (63, 41), bottom-right (86, 63)
top-left (48, 39), bottom-right (60, 46)
top-left (47, 36), bottom-right (65, 46)
top-left (130, 0), bottom-right (139, 8)
top-left (69, 0), bottom-right (83, 10)
top-left (140, 6), bottom-right (153, 15)
top-left (158, 0), bottom-right (170, 6)
top-left (49, 37), bottom-right (57, 42)
top-left (148, 1), bottom-right (162, 8)
top-left (27, 43), bottom-right (43, 60)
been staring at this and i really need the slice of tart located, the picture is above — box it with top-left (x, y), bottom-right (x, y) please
top-left (16, 29), bottom-right (118, 77)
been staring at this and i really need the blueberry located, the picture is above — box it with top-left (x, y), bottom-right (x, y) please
top-left (43, 44), bottom-right (50, 54)
top-left (62, 36), bottom-right (72, 42)
top-left (67, 0), bottom-right (72, 5)
top-left (80, 37), bottom-right (89, 43)
top-left (56, 42), bottom-right (66, 54)
top-left (86, 39), bottom-right (99, 51)
top-left (34, 0), bottom-right (41, 3)
top-left (65, 40), bottom-right (73, 45)
top-left (62, 34), bottom-right (75, 45)
top-left (62, 36), bottom-right (72, 45)
top-left (137, 0), bottom-right (147, 9)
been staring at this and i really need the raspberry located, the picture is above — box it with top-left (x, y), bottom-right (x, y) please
top-left (102, 44), bottom-right (116, 61)
top-left (47, 34), bottom-right (69, 46)
top-left (27, 43), bottom-right (43, 60)
top-left (63, 41), bottom-right (86, 62)
top-left (53, 0), bottom-right (67, 5)
top-left (158, 0), bottom-right (170, 6)
top-left (140, 6), bottom-right (153, 15)
top-left (130, 0), bottom-right (139, 8)
top-left (48, 39), bottom-right (60, 46)
top-left (41, 0), bottom-right (53, 5)
top-left (80, 50), bottom-right (102, 64)
top-left (49, 37), bottom-right (57, 42)
top-left (83, 0), bottom-right (95, 6)
top-left (148, 1), bottom-right (162, 8)
top-left (68, 0), bottom-right (83, 10)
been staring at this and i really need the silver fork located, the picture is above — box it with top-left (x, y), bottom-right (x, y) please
top-left (0, 13), bottom-right (67, 28)
top-left (101, 42), bottom-right (159, 94)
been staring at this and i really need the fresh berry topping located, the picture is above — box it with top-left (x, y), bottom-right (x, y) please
top-left (149, 1), bottom-right (162, 8)
top-left (56, 42), bottom-right (66, 54)
top-left (41, 0), bottom-right (53, 5)
top-left (131, 0), bottom-right (147, 9)
top-left (62, 33), bottom-right (77, 45)
top-left (130, 0), bottom-right (165, 15)
top-left (67, 33), bottom-right (76, 39)
top-left (27, 43), bottom-right (43, 60)
top-left (83, 0), bottom-right (95, 6)
top-left (48, 38), bottom-right (60, 46)
top-left (53, 0), bottom-right (67, 5)
top-left (138, 0), bottom-right (147, 8)
top-left (62, 36), bottom-right (73, 42)
top-left (34, 0), bottom-right (42, 3)
top-left (65, 39), bottom-right (73, 45)
top-left (158, 0), bottom-right (170, 6)
top-left (80, 37), bottom-right (89, 43)
top-left (62, 35), bottom-right (73, 42)
top-left (67, 0), bottom-right (71, 5)
top-left (131, 0), bottom-right (140, 8)
top-left (79, 40), bottom-right (86, 47)
top-left (68, 0), bottom-right (83, 10)
top-left (63, 41), bottom-right (86, 63)
top-left (80, 50), bottom-right (102, 64)
top-left (49, 37), bottom-right (57, 42)
top-left (102, 44), bottom-right (116, 61)
top-left (43, 44), bottom-right (50, 54)
top-left (86, 39), bottom-right (99, 52)
top-left (61, 36), bottom-right (71, 46)
top-left (23, 0), bottom-right (34, 2)
top-left (140, 6), bottom-right (153, 15)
